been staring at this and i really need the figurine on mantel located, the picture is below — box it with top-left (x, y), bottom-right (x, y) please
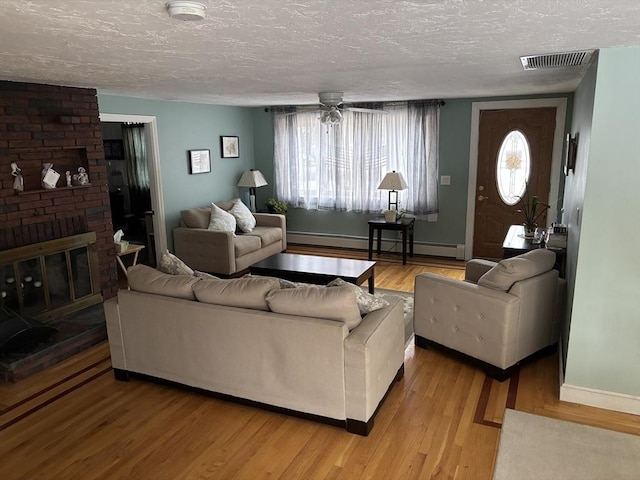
top-left (66, 170), bottom-right (72, 187)
top-left (76, 166), bottom-right (89, 185)
top-left (11, 162), bottom-right (23, 192)
top-left (41, 163), bottom-right (60, 189)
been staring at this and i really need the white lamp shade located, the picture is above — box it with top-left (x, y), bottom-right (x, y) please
top-left (237, 170), bottom-right (268, 188)
top-left (378, 171), bottom-right (408, 191)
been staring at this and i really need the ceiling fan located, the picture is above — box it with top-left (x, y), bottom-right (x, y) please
top-left (316, 92), bottom-right (387, 124)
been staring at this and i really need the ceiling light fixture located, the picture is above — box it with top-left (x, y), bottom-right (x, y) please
top-left (165, 1), bottom-right (206, 21)
top-left (320, 107), bottom-right (343, 125)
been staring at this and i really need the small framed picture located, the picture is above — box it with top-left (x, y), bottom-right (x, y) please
top-left (221, 136), bottom-right (239, 158)
top-left (188, 149), bottom-right (211, 174)
top-left (564, 133), bottom-right (578, 176)
top-left (103, 139), bottom-right (124, 160)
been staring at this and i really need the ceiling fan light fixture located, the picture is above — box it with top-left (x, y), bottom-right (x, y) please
top-left (320, 107), bottom-right (343, 125)
top-left (165, 1), bottom-right (206, 21)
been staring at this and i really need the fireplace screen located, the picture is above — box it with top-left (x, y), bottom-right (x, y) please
top-left (0, 233), bottom-right (102, 323)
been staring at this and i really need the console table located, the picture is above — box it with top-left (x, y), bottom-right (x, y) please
top-left (368, 217), bottom-right (415, 265)
top-left (502, 224), bottom-right (566, 277)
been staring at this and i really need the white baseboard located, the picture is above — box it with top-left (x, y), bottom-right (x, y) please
top-left (558, 338), bottom-right (639, 415)
top-left (287, 231), bottom-right (465, 259)
top-left (560, 383), bottom-right (640, 416)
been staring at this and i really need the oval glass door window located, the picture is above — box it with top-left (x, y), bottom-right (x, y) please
top-left (496, 130), bottom-right (530, 205)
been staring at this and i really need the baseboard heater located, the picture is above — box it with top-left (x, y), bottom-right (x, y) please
top-left (287, 232), bottom-right (465, 260)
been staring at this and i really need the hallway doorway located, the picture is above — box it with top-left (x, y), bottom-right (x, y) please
top-left (99, 113), bottom-right (166, 266)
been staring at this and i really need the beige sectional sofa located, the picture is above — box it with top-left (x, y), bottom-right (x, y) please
top-left (104, 265), bottom-right (405, 435)
top-left (173, 199), bottom-right (287, 276)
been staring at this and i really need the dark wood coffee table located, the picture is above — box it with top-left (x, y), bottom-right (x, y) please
top-left (249, 253), bottom-right (376, 293)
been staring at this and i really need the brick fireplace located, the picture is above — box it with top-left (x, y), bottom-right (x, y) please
top-left (0, 80), bottom-right (118, 303)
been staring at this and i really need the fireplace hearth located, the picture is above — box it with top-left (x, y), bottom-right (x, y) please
top-left (0, 303), bottom-right (106, 382)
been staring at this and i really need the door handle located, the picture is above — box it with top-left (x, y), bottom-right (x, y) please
top-left (478, 195), bottom-right (488, 201)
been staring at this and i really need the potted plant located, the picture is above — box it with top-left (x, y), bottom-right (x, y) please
top-left (266, 198), bottom-right (288, 214)
top-left (514, 187), bottom-right (549, 238)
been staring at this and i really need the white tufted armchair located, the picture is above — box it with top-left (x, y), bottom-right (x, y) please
top-left (413, 249), bottom-right (561, 381)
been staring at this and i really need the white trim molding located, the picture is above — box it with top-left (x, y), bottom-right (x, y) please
top-left (465, 98), bottom-right (567, 260)
top-left (287, 232), bottom-right (464, 259)
top-left (560, 383), bottom-right (640, 416)
top-left (99, 113), bottom-right (166, 264)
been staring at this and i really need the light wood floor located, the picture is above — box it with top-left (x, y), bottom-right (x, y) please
top-left (1, 246), bottom-right (638, 479)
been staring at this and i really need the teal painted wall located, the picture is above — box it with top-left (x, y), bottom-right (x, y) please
top-left (97, 95), bottom-right (256, 250)
top-left (564, 47), bottom-right (640, 397)
top-left (252, 93), bottom-right (572, 247)
top-left (559, 53), bottom-right (598, 370)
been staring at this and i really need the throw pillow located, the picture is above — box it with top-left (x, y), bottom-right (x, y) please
top-left (193, 277), bottom-right (280, 311)
top-left (243, 273), bottom-right (298, 289)
top-left (265, 285), bottom-right (363, 330)
top-left (326, 277), bottom-right (389, 315)
top-left (127, 264), bottom-right (199, 300)
top-left (208, 202), bottom-right (236, 235)
top-left (229, 198), bottom-right (256, 233)
top-left (194, 270), bottom-right (219, 279)
top-left (478, 249), bottom-right (556, 291)
top-left (157, 250), bottom-right (194, 276)
top-left (180, 207), bottom-right (210, 229)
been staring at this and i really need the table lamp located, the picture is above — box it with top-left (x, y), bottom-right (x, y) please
top-left (237, 169), bottom-right (268, 212)
top-left (378, 171), bottom-right (408, 210)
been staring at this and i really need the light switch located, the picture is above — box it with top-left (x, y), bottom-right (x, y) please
top-left (440, 175), bottom-right (451, 185)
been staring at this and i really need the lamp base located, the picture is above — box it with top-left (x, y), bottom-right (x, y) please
top-left (249, 194), bottom-right (257, 213)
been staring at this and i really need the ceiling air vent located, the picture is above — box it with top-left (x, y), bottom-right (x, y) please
top-left (520, 50), bottom-right (594, 70)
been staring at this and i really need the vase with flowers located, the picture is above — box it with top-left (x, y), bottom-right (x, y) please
top-left (514, 187), bottom-right (550, 239)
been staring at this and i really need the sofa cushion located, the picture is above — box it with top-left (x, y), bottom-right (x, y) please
top-left (208, 202), bottom-right (236, 235)
top-left (234, 235), bottom-right (262, 257)
top-left (215, 199), bottom-right (236, 211)
top-left (127, 264), bottom-right (199, 300)
top-left (181, 207), bottom-right (210, 229)
top-left (478, 249), bottom-right (556, 291)
top-left (245, 226), bottom-right (282, 247)
top-left (229, 198), bottom-right (256, 233)
top-left (265, 285), bottom-right (362, 330)
top-left (193, 277), bottom-right (280, 311)
top-left (326, 277), bottom-right (390, 315)
top-left (157, 250), bottom-right (194, 276)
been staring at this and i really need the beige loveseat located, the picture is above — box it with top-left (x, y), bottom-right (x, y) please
top-left (173, 199), bottom-right (286, 276)
top-left (413, 249), bottom-right (560, 380)
top-left (104, 265), bottom-right (405, 435)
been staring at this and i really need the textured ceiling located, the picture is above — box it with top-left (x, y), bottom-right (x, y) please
top-left (1, 0), bottom-right (639, 106)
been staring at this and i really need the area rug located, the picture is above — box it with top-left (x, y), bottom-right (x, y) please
top-left (374, 288), bottom-right (414, 345)
top-left (493, 409), bottom-right (640, 480)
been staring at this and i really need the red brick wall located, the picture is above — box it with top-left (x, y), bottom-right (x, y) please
top-left (0, 80), bottom-right (118, 299)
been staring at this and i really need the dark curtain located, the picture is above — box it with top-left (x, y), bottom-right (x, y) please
top-left (122, 123), bottom-right (151, 213)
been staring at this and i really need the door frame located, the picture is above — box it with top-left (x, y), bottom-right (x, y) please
top-left (464, 98), bottom-right (567, 260)
top-left (99, 113), bottom-right (166, 264)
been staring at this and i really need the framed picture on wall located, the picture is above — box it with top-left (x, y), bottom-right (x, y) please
top-left (220, 136), bottom-right (239, 158)
top-left (188, 149), bottom-right (211, 174)
top-left (564, 133), bottom-right (578, 176)
top-left (103, 139), bottom-right (124, 160)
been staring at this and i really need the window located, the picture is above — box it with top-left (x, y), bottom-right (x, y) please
top-left (496, 129), bottom-right (530, 206)
top-left (272, 101), bottom-right (441, 216)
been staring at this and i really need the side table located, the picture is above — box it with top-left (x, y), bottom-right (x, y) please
top-left (115, 244), bottom-right (145, 279)
top-left (368, 217), bottom-right (415, 265)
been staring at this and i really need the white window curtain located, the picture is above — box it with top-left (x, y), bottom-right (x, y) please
top-left (273, 100), bottom-right (440, 216)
